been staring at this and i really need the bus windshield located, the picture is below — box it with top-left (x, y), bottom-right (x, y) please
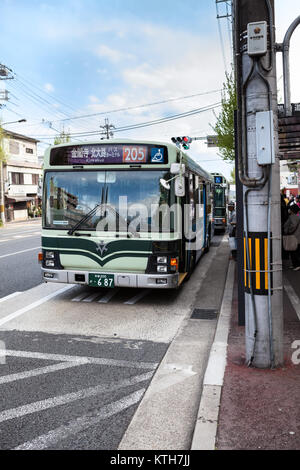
top-left (44, 170), bottom-right (174, 233)
top-left (214, 187), bottom-right (225, 207)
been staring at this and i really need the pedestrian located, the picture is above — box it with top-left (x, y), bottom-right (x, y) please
top-left (296, 195), bottom-right (300, 209)
top-left (283, 204), bottom-right (300, 271)
top-left (228, 201), bottom-right (237, 260)
top-left (281, 194), bottom-right (289, 261)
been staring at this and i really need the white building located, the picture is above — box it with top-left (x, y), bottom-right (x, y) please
top-left (2, 130), bottom-right (42, 221)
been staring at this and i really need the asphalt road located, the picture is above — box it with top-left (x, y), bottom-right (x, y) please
top-left (0, 220), bottom-right (42, 299)
top-left (0, 228), bottom-right (229, 450)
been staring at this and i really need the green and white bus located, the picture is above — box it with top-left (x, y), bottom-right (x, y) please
top-left (40, 139), bottom-right (213, 289)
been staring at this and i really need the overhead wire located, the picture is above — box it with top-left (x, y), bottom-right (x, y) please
top-left (29, 102), bottom-right (221, 139)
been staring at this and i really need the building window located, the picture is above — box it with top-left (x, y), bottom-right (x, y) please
top-left (26, 148), bottom-right (34, 154)
top-left (11, 172), bottom-right (24, 185)
top-left (32, 174), bottom-right (39, 185)
top-left (9, 140), bottom-right (20, 155)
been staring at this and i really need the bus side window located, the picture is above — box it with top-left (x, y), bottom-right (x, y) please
top-left (206, 183), bottom-right (212, 215)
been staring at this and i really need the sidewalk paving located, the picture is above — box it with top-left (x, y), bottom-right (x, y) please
top-left (215, 264), bottom-right (300, 450)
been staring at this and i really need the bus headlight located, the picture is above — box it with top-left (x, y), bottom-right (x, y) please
top-left (157, 265), bottom-right (168, 273)
top-left (45, 259), bottom-right (55, 267)
top-left (157, 256), bottom-right (167, 264)
top-left (45, 251), bottom-right (55, 259)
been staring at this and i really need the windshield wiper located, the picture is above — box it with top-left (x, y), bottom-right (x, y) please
top-left (67, 203), bottom-right (102, 236)
top-left (67, 203), bottom-right (139, 238)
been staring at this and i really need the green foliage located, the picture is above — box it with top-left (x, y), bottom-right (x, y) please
top-left (212, 70), bottom-right (237, 162)
top-left (230, 167), bottom-right (236, 184)
top-left (54, 129), bottom-right (70, 145)
top-left (0, 126), bottom-right (8, 163)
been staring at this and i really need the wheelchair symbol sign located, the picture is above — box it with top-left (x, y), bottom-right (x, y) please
top-left (151, 148), bottom-right (164, 163)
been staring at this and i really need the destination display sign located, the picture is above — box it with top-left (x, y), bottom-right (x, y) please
top-left (50, 144), bottom-right (168, 166)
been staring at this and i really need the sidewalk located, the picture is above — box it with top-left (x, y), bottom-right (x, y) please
top-left (0, 217), bottom-right (41, 228)
top-left (214, 263), bottom-right (300, 450)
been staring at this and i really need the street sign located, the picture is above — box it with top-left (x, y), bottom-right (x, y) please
top-left (206, 135), bottom-right (219, 147)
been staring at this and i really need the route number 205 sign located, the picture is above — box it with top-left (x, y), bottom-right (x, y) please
top-left (122, 146), bottom-right (147, 163)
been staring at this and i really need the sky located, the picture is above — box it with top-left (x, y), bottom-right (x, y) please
top-left (0, 0), bottom-right (299, 180)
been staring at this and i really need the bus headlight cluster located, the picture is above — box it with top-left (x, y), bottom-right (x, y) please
top-left (45, 259), bottom-right (55, 267)
top-left (45, 251), bottom-right (55, 259)
top-left (157, 256), bottom-right (167, 264)
top-left (157, 265), bottom-right (168, 273)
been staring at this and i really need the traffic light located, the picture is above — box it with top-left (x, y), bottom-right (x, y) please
top-left (182, 136), bottom-right (192, 150)
top-left (171, 136), bottom-right (192, 149)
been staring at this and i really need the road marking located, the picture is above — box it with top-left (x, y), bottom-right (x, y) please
top-left (0, 285), bottom-right (74, 327)
top-left (0, 361), bottom-right (88, 385)
top-left (0, 292), bottom-right (22, 303)
top-left (0, 246), bottom-right (41, 259)
top-left (98, 288), bottom-right (120, 304)
top-left (1, 349), bottom-right (158, 370)
top-left (284, 277), bottom-right (300, 321)
top-left (82, 292), bottom-right (102, 303)
top-left (14, 389), bottom-right (145, 450)
top-left (0, 239), bottom-right (10, 243)
top-left (71, 291), bottom-right (91, 302)
top-left (0, 372), bottom-right (152, 424)
top-left (124, 289), bottom-right (151, 305)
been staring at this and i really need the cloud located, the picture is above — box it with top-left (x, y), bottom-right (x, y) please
top-left (44, 82), bottom-right (54, 92)
top-left (95, 44), bottom-right (135, 63)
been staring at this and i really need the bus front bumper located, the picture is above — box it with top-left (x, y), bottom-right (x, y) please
top-left (41, 268), bottom-right (179, 289)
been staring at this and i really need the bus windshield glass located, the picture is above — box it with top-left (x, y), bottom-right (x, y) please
top-left (44, 170), bottom-right (175, 233)
top-left (214, 187), bottom-right (225, 207)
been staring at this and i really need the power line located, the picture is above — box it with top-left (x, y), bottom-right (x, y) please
top-left (30, 102), bottom-right (221, 139)
top-left (53, 89), bottom-right (222, 123)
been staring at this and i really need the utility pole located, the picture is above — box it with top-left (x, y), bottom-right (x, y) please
top-left (234, 0), bottom-right (283, 368)
top-left (0, 65), bottom-right (14, 225)
top-left (100, 118), bottom-right (115, 140)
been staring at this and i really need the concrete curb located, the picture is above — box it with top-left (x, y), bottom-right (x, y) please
top-left (191, 260), bottom-right (235, 450)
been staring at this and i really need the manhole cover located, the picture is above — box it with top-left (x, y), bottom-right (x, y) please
top-left (191, 308), bottom-right (219, 320)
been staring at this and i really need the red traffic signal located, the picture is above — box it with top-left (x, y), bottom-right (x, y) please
top-left (171, 136), bottom-right (192, 149)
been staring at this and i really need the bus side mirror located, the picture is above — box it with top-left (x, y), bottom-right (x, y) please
top-left (175, 176), bottom-right (185, 197)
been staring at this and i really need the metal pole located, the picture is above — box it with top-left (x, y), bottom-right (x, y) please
top-left (282, 16), bottom-right (300, 117)
top-left (0, 160), bottom-right (5, 224)
top-left (235, 0), bottom-right (283, 368)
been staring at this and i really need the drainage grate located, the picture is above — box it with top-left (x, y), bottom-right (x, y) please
top-left (191, 308), bottom-right (219, 320)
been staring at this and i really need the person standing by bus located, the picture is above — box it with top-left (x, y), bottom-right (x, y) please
top-left (228, 201), bottom-right (237, 260)
top-left (284, 204), bottom-right (300, 271)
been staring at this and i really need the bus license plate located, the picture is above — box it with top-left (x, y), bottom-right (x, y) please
top-left (89, 273), bottom-right (114, 288)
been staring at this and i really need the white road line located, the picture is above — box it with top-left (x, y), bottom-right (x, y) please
top-left (0, 239), bottom-right (10, 243)
top-left (0, 246), bottom-right (41, 259)
top-left (0, 361), bottom-right (88, 385)
top-left (0, 292), bottom-right (22, 304)
top-left (0, 285), bottom-right (74, 328)
top-left (0, 349), bottom-right (158, 370)
top-left (124, 289), bottom-right (151, 305)
top-left (98, 288), bottom-right (120, 304)
top-left (82, 292), bottom-right (102, 303)
top-left (14, 389), bottom-right (145, 450)
top-left (284, 277), bottom-right (300, 321)
top-left (71, 291), bottom-right (91, 302)
top-left (0, 372), bottom-right (152, 424)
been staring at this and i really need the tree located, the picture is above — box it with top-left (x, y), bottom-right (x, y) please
top-left (230, 167), bottom-right (236, 184)
top-left (212, 69), bottom-right (237, 162)
top-left (54, 128), bottom-right (70, 145)
top-left (0, 126), bottom-right (8, 163)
